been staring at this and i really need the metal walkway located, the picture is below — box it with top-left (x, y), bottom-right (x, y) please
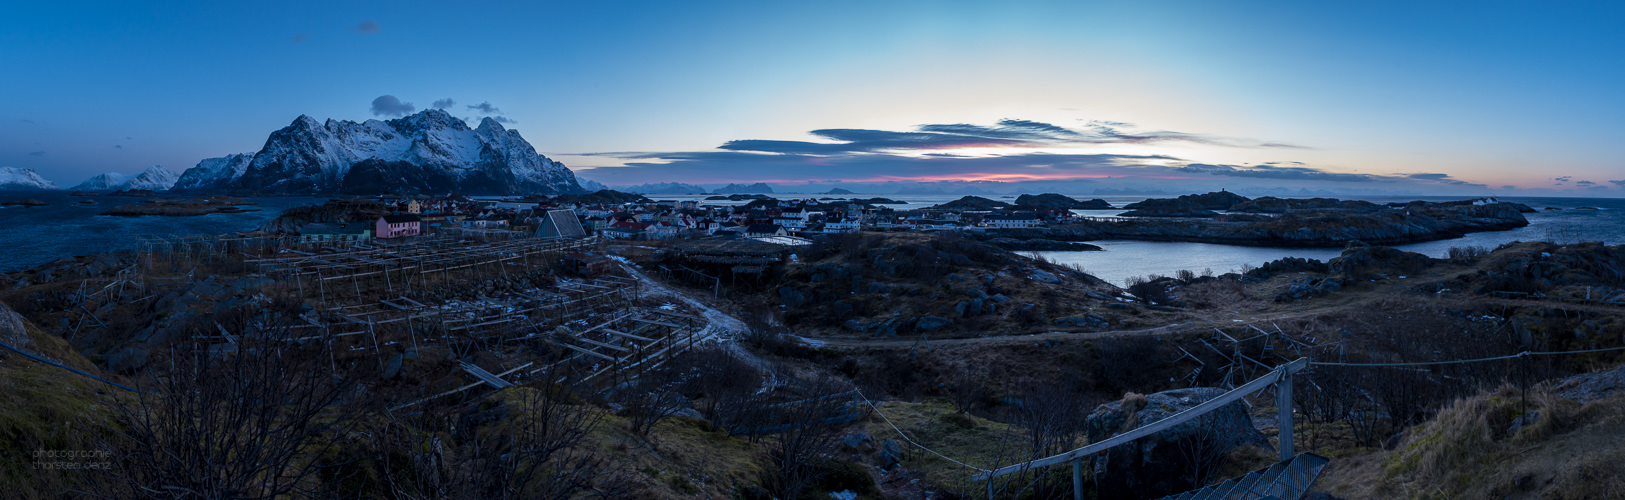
top-left (1151, 452), bottom-right (1330, 500)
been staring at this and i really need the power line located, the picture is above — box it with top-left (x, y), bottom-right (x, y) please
top-left (1309, 345), bottom-right (1625, 368)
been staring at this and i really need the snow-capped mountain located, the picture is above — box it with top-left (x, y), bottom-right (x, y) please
top-left (187, 109), bottom-right (585, 195)
top-left (71, 165), bottom-right (180, 191)
top-left (121, 165), bottom-right (180, 191)
top-left (72, 172), bottom-right (127, 191)
top-left (0, 167), bottom-right (59, 190)
top-left (578, 178), bottom-right (609, 192)
top-left (172, 153), bottom-right (253, 191)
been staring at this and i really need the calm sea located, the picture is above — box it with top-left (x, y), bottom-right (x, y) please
top-left (4, 191), bottom-right (1621, 284)
top-left (0, 191), bottom-right (327, 272)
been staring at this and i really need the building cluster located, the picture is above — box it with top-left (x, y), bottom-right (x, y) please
top-left (297, 195), bottom-right (1085, 244)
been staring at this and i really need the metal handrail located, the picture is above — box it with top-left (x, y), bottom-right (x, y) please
top-left (972, 357), bottom-right (1307, 482)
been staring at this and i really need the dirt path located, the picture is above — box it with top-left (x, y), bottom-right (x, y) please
top-left (795, 310), bottom-right (1332, 349)
top-left (615, 262), bottom-right (783, 388)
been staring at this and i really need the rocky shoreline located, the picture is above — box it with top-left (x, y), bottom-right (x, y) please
top-left (982, 200), bottom-right (1530, 248)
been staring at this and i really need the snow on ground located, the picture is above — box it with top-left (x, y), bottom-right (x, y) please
top-left (616, 262), bottom-right (780, 390)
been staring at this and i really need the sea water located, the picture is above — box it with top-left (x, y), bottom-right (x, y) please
top-left (0, 191), bottom-right (326, 272)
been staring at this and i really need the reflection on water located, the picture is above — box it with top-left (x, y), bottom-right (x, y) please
top-left (1038, 197), bottom-right (1625, 286)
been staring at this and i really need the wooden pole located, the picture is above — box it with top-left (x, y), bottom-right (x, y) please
top-left (1276, 365), bottom-right (1294, 461)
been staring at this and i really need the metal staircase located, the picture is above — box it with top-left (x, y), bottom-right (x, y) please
top-left (1154, 452), bottom-right (1330, 500)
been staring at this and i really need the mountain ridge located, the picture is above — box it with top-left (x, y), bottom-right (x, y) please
top-left (176, 110), bottom-right (585, 196)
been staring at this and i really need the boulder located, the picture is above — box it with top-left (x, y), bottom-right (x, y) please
top-left (842, 432), bottom-right (875, 452)
top-left (106, 346), bottom-right (149, 374)
top-left (0, 302), bottom-right (33, 355)
top-left (1028, 270), bottom-right (1062, 284)
top-left (778, 286), bottom-right (807, 308)
top-left (877, 438), bottom-right (903, 469)
top-left (1085, 388), bottom-right (1270, 499)
top-left (915, 315), bottom-right (952, 332)
top-left (1329, 245), bottom-right (1434, 279)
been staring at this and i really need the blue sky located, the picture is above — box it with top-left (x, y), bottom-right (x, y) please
top-left (2, 0), bottom-right (1622, 195)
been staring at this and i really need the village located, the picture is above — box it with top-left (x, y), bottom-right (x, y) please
top-left (294, 191), bottom-right (1096, 246)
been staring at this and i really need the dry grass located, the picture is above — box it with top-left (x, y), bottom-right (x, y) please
top-left (1317, 385), bottom-right (1625, 499)
top-left (0, 317), bottom-right (120, 499)
top-left (851, 399), bottom-right (1027, 495)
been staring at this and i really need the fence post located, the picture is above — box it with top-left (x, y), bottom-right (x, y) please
top-left (1072, 457), bottom-right (1083, 500)
top-left (1277, 358), bottom-right (1306, 461)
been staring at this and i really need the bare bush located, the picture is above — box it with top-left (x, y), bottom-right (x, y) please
top-left (765, 377), bottom-right (854, 500)
top-left (373, 380), bottom-right (630, 500)
top-left (91, 339), bottom-right (361, 500)
top-left (1446, 245), bottom-right (1489, 261)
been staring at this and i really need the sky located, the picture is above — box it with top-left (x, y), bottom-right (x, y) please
top-left (2, 0), bottom-right (1622, 196)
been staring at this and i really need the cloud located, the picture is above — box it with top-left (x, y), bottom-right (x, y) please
top-left (715, 118), bottom-right (1306, 155)
top-left (1402, 172), bottom-right (1485, 187)
top-left (113, 145), bottom-right (122, 149)
top-left (19, 119), bottom-right (34, 124)
top-left (1612, 180), bottom-right (1625, 187)
top-left (432, 98), bottom-right (456, 109)
top-left (581, 150), bottom-right (1179, 184)
top-left (354, 21), bottom-right (381, 34)
top-left (468, 102), bottom-right (502, 114)
top-left (491, 116), bottom-right (518, 124)
top-left (370, 95), bottom-right (415, 117)
top-left (1576, 180), bottom-right (1596, 186)
top-left (1555, 176), bottom-right (1572, 183)
top-left (291, 33), bottom-right (307, 43)
top-left (1179, 163), bottom-right (1378, 183)
top-left (28, 151), bottom-right (44, 157)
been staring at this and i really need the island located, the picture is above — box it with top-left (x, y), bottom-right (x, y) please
top-left (100, 196), bottom-right (258, 217)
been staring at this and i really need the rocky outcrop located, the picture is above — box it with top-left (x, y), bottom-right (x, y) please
top-left (1086, 388), bottom-right (1270, 499)
top-left (1123, 190), bottom-right (1249, 215)
top-left (100, 196), bottom-right (257, 217)
top-left (930, 196), bottom-right (1010, 211)
top-left (1327, 243), bottom-right (1434, 279)
top-left (1013, 193), bottom-right (1113, 210)
top-left (1230, 197), bottom-right (1385, 213)
top-left (1048, 201), bottom-right (1529, 248)
top-left (0, 301), bottom-right (34, 355)
top-left (1, 199), bottom-right (47, 206)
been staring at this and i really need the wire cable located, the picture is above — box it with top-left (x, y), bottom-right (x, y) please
top-left (1309, 345), bottom-right (1625, 367)
top-left (0, 338), bottom-right (139, 392)
top-left (864, 391), bottom-right (988, 474)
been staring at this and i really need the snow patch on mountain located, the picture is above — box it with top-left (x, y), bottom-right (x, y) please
top-left (0, 167), bottom-right (59, 190)
top-left (72, 172), bottom-right (128, 191)
top-left (121, 165), bottom-right (180, 191)
top-left (173, 153), bottom-right (253, 191)
top-left (214, 109), bottom-right (585, 195)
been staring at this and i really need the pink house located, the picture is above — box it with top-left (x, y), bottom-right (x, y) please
top-left (375, 214), bottom-right (422, 239)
